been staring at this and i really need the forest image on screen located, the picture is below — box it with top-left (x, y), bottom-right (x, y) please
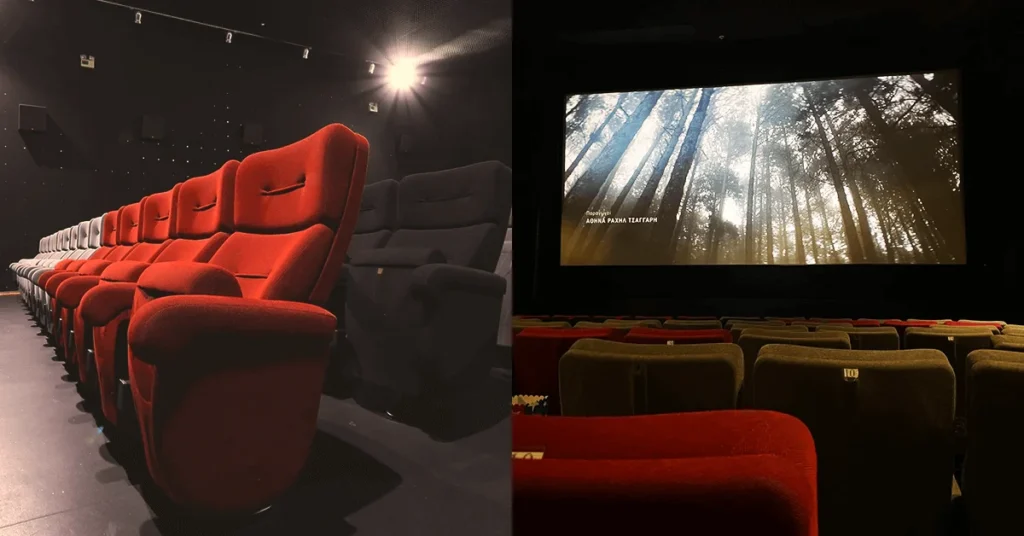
top-left (561, 72), bottom-right (963, 266)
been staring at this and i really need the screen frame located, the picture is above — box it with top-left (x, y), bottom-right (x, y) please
top-left (515, 25), bottom-right (1021, 320)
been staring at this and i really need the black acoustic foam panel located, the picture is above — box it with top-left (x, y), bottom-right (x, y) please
top-left (141, 115), bottom-right (164, 141)
top-left (242, 122), bottom-right (264, 146)
top-left (18, 105), bottom-right (48, 132)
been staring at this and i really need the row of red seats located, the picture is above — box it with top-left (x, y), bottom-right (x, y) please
top-left (7, 124), bottom-right (368, 514)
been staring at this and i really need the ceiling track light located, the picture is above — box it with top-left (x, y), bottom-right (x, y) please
top-left (225, 32), bottom-right (233, 44)
top-left (367, 62), bottom-right (376, 74)
top-left (134, 11), bottom-right (142, 24)
top-left (302, 47), bottom-right (310, 59)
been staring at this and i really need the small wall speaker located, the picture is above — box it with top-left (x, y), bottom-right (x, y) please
top-left (141, 115), bottom-right (164, 141)
top-left (242, 123), bottom-right (264, 146)
top-left (18, 104), bottom-right (48, 133)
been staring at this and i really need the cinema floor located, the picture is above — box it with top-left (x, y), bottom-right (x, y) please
top-left (0, 293), bottom-right (511, 536)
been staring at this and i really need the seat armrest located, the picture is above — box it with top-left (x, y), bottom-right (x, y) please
top-left (100, 260), bottom-right (152, 283)
top-left (411, 264), bottom-right (506, 299)
top-left (349, 247), bottom-right (446, 268)
top-left (81, 283), bottom-right (139, 325)
top-left (128, 295), bottom-right (336, 367)
top-left (55, 276), bottom-right (102, 309)
top-left (136, 261), bottom-right (242, 298)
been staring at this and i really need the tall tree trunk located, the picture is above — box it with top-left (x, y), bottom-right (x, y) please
top-left (564, 93), bottom-right (628, 180)
top-left (778, 183), bottom-right (789, 263)
top-left (802, 185), bottom-right (820, 264)
top-left (784, 141), bottom-right (807, 264)
top-left (625, 93), bottom-right (694, 220)
top-left (823, 111), bottom-right (879, 262)
top-left (910, 73), bottom-right (959, 122)
top-left (678, 148), bottom-right (706, 264)
top-left (859, 171), bottom-right (897, 263)
top-left (671, 140), bottom-right (705, 260)
top-left (852, 84), bottom-right (960, 262)
top-left (813, 181), bottom-right (840, 262)
top-left (762, 127), bottom-right (774, 264)
top-left (806, 93), bottom-right (864, 263)
top-left (566, 94), bottom-right (591, 119)
top-left (744, 105), bottom-right (763, 263)
top-left (650, 88), bottom-right (715, 262)
top-left (580, 107), bottom-right (676, 259)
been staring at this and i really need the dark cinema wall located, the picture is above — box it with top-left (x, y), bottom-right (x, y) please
top-left (515, 0), bottom-right (1024, 320)
top-left (0, 0), bottom-right (511, 291)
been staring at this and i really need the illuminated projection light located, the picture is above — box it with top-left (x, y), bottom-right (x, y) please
top-left (387, 59), bottom-right (419, 90)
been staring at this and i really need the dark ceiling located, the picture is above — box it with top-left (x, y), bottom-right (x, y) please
top-left (93, 0), bottom-right (510, 65)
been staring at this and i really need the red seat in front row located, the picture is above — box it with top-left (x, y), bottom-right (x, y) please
top-left (513, 411), bottom-right (818, 536)
top-left (124, 123), bottom-right (367, 513)
top-left (70, 163), bottom-right (237, 425)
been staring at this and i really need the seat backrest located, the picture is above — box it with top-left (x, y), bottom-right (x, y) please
top-left (560, 339), bottom-right (744, 416)
top-left (350, 179), bottom-right (397, 254)
top-left (754, 345), bottom-right (954, 536)
top-left (738, 330), bottom-right (850, 406)
top-left (102, 203), bottom-right (142, 262)
top-left (123, 189), bottom-right (176, 262)
top-left (207, 123), bottom-right (368, 303)
top-left (816, 325), bottom-right (900, 350)
top-left (153, 161), bottom-right (238, 262)
top-left (965, 349), bottom-right (1024, 535)
top-left (389, 161), bottom-right (512, 271)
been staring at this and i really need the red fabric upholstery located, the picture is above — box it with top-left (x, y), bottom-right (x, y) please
top-left (849, 320), bottom-right (881, 327)
top-left (624, 327), bottom-right (733, 344)
top-left (227, 124), bottom-right (367, 305)
top-left (127, 295), bottom-right (335, 511)
top-left (98, 261), bottom-right (152, 284)
top-left (93, 304), bottom-right (133, 422)
top-left (513, 411), bottom-right (818, 536)
top-left (883, 320), bottom-right (939, 338)
top-left (55, 275), bottom-right (102, 309)
top-left (135, 262), bottom-right (242, 298)
top-left (81, 282), bottom-right (138, 326)
top-left (124, 124), bottom-right (368, 513)
top-left (101, 209), bottom-right (119, 246)
top-left (513, 327), bottom-right (615, 414)
top-left (176, 161), bottom-right (238, 237)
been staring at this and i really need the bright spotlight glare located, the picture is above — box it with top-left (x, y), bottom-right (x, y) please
top-left (388, 60), bottom-right (418, 90)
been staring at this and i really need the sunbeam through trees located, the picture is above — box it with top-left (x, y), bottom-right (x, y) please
top-left (560, 71), bottom-right (963, 266)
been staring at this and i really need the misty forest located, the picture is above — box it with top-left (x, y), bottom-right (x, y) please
top-left (561, 72), bottom-right (963, 266)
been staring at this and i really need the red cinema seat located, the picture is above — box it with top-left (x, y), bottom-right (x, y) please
top-left (77, 163), bottom-right (237, 425)
top-left (34, 212), bottom-right (117, 328)
top-left (125, 123), bottom-right (367, 513)
top-left (849, 320), bottom-right (881, 327)
top-left (513, 411), bottom-right (818, 536)
top-left (52, 198), bottom-right (172, 363)
top-left (513, 327), bottom-right (615, 415)
top-left (946, 321), bottom-right (1004, 329)
top-left (624, 327), bottom-right (732, 344)
top-left (47, 204), bottom-right (143, 352)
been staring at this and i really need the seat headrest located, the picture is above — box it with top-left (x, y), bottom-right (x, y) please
top-left (88, 216), bottom-right (103, 248)
top-left (101, 210), bottom-right (118, 246)
top-left (140, 186), bottom-right (180, 242)
top-left (233, 123), bottom-right (368, 233)
top-left (118, 201), bottom-right (145, 245)
top-left (69, 226), bottom-right (79, 248)
top-left (397, 161), bottom-right (512, 230)
top-left (355, 179), bottom-right (398, 234)
top-left (175, 161), bottom-right (238, 238)
top-left (60, 229), bottom-right (70, 250)
top-left (77, 221), bottom-right (90, 248)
